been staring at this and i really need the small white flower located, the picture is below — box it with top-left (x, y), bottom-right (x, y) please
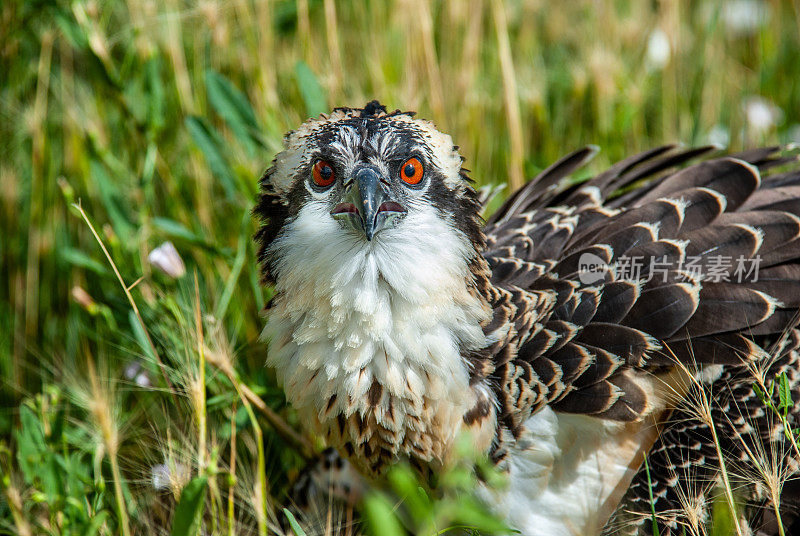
top-left (124, 361), bottom-right (152, 387)
top-left (151, 464), bottom-right (170, 490)
top-left (124, 361), bottom-right (141, 380)
top-left (645, 28), bottom-right (671, 70)
top-left (707, 124), bottom-right (730, 148)
top-left (744, 96), bottom-right (783, 134)
top-left (723, 0), bottom-right (768, 36)
top-left (151, 462), bottom-right (189, 490)
top-left (135, 373), bottom-right (151, 388)
top-left (148, 241), bottom-right (186, 278)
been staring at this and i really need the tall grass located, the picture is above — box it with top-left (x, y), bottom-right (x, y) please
top-left (2, 0), bottom-right (800, 534)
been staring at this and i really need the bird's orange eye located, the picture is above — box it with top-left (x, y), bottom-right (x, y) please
top-left (400, 157), bottom-right (424, 185)
top-left (312, 160), bottom-right (335, 187)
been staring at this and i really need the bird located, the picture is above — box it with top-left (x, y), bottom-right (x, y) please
top-left (255, 100), bottom-right (800, 535)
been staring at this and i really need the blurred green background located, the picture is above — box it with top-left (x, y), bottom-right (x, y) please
top-left (1, 0), bottom-right (799, 534)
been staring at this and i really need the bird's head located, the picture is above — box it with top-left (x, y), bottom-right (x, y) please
top-left (255, 101), bottom-right (486, 290)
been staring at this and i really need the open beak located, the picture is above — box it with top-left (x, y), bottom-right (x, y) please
top-left (330, 166), bottom-right (406, 240)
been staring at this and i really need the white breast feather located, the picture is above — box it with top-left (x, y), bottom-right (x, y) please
top-left (264, 200), bottom-right (489, 463)
top-left (481, 385), bottom-right (666, 536)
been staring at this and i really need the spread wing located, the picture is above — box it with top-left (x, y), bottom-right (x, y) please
top-left (475, 146), bottom-right (800, 456)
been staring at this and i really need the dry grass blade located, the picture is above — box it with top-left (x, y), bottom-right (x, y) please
top-left (81, 356), bottom-right (131, 536)
top-left (208, 347), bottom-right (314, 459)
top-left (73, 202), bottom-right (177, 397)
top-left (193, 272), bottom-right (207, 472)
top-left (490, 0), bottom-right (524, 191)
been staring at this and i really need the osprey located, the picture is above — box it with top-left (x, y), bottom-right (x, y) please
top-left (256, 101), bottom-right (800, 535)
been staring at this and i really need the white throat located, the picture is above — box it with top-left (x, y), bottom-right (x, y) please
top-left (263, 202), bottom-right (490, 472)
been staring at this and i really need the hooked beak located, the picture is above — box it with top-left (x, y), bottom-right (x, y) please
top-left (330, 166), bottom-right (406, 240)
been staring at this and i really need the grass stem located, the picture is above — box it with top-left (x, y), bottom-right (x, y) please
top-left (193, 273), bottom-right (207, 470)
top-left (490, 0), bottom-right (525, 191)
top-left (73, 203), bottom-right (177, 398)
top-left (228, 401), bottom-right (238, 536)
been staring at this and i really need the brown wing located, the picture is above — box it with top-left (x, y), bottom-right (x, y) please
top-left (479, 146), bottom-right (800, 446)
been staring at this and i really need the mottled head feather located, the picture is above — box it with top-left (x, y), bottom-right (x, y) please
top-left (254, 101), bottom-right (485, 283)
top-left (261, 102), bottom-right (464, 196)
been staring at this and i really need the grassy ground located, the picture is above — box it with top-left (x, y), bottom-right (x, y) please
top-left (2, 0), bottom-right (800, 534)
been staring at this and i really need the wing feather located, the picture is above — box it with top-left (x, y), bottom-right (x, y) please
top-left (481, 146), bottom-right (800, 441)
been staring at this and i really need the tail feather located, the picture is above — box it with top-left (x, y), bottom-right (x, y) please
top-left (605, 332), bottom-right (800, 536)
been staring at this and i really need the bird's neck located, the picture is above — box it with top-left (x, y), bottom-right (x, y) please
top-left (264, 208), bottom-right (492, 474)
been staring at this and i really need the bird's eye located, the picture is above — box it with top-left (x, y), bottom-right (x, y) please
top-left (399, 157), bottom-right (424, 185)
top-left (312, 160), bottom-right (335, 188)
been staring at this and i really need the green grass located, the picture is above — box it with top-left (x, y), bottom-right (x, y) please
top-left (2, 0), bottom-right (800, 534)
